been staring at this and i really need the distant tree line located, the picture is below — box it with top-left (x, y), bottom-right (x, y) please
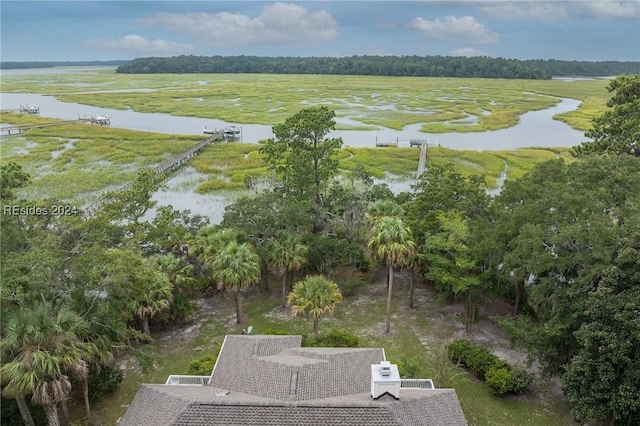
top-left (114, 55), bottom-right (640, 79)
top-left (0, 60), bottom-right (126, 69)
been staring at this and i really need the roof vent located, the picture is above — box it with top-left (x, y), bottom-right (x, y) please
top-left (371, 361), bottom-right (401, 400)
top-left (380, 360), bottom-right (392, 376)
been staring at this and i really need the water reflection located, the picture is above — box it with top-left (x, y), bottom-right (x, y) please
top-left (142, 167), bottom-right (239, 225)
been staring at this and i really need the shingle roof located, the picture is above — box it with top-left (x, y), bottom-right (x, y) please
top-left (119, 335), bottom-right (468, 426)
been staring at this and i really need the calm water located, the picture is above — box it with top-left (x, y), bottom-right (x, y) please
top-left (0, 92), bottom-right (586, 150)
top-left (0, 77), bottom-right (588, 223)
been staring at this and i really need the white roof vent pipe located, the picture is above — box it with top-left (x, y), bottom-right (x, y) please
top-left (371, 361), bottom-right (401, 399)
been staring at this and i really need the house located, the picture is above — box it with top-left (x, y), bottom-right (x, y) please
top-left (119, 335), bottom-right (467, 425)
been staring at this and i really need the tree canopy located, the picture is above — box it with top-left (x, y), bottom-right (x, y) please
top-left (115, 55), bottom-right (640, 79)
top-left (573, 74), bottom-right (640, 157)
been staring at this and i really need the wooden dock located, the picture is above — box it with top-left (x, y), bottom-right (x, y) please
top-left (375, 137), bottom-right (399, 147)
top-left (19, 105), bottom-right (40, 114)
top-left (0, 120), bottom-right (81, 136)
top-left (417, 140), bottom-right (428, 177)
top-left (0, 114), bottom-right (114, 137)
top-left (81, 131), bottom-right (225, 219)
top-left (78, 114), bottom-right (110, 125)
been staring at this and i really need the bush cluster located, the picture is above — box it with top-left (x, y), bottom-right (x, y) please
top-left (447, 339), bottom-right (532, 396)
top-left (88, 364), bottom-right (124, 402)
top-left (303, 330), bottom-right (359, 348)
top-left (187, 346), bottom-right (221, 376)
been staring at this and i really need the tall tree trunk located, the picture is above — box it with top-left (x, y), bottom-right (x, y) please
top-left (386, 262), bottom-right (394, 333)
top-left (235, 290), bottom-right (243, 324)
top-left (141, 315), bottom-right (151, 336)
top-left (281, 269), bottom-right (289, 307)
top-left (409, 266), bottom-right (415, 309)
top-left (261, 258), bottom-right (269, 293)
top-left (83, 374), bottom-right (92, 421)
top-left (463, 292), bottom-right (475, 335)
top-left (60, 399), bottom-right (71, 426)
top-left (314, 318), bottom-right (319, 340)
top-left (15, 395), bottom-right (35, 426)
top-left (45, 404), bottom-right (61, 426)
top-left (514, 278), bottom-right (524, 315)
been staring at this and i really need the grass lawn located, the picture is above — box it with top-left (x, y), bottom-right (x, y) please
top-left (76, 268), bottom-right (574, 426)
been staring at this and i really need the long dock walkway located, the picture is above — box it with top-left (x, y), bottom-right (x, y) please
top-left (81, 131), bottom-right (224, 219)
top-left (0, 120), bottom-right (81, 136)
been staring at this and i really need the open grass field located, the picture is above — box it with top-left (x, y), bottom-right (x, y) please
top-left (74, 269), bottom-right (573, 426)
top-left (1, 67), bottom-right (611, 133)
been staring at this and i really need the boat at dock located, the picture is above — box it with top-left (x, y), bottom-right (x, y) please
top-left (78, 113), bottom-right (110, 125)
top-left (204, 125), bottom-right (242, 139)
top-left (19, 104), bottom-right (40, 114)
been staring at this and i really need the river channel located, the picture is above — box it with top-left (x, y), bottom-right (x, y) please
top-left (0, 79), bottom-right (588, 224)
top-left (1, 92), bottom-right (586, 150)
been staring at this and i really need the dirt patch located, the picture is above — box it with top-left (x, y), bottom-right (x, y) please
top-left (389, 270), bottom-right (567, 408)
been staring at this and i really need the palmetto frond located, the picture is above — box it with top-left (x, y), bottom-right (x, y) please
top-left (288, 276), bottom-right (342, 321)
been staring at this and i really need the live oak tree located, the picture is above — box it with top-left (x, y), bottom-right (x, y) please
top-left (573, 74), bottom-right (640, 157)
top-left (259, 106), bottom-right (343, 206)
top-left (489, 155), bottom-right (640, 425)
top-left (562, 230), bottom-right (640, 426)
top-left (424, 211), bottom-right (481, 334)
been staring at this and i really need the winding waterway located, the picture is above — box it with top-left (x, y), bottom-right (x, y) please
top-left (0, 92), bottom-right (586, 150)
top-left (0, 77), bottom-right (589, 223)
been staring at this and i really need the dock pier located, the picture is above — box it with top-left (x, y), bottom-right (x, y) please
top-left (81, 130), bottom-right (225, 219)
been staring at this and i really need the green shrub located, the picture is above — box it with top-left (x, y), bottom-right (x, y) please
top-left (485, 366), bottom-right (512, 396)
top-left (340, 276), bottom-right (367, 297)
top-left (447, 339), bottom-right (474, 363)
top-left (262, 328), bottom-right (289, 335)
top-left (509, 367), bottom-right (533, 394)
top-left (398, 355), bottom-right (424, 379)
top-left (304, 330), bottom-right (359, 348)
top-left (446, 339), bottom-right (533, 396)
top-left (157, 292), bottom-right (198, 323)
top-left (187, 347), bottom-right (221, 375)
top-left (0, 396), bottom-right (47, 426)
top-left (464, 345), bottom-right (498, 379)
top-left (88, 364), bottom-right (124, 402)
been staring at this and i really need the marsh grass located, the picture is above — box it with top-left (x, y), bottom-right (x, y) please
top-left (1, 116), bottom-right (571, 201)
top-left (2, 71), bottom-right (611, 133)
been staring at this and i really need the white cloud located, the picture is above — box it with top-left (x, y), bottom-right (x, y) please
top-left (572, 1), bottom-right (640, 18)
top-left (450, 47), bottom-right (484, 57)
top-left (474, 1), bottom-right (569, 21)
top-left (407, 16), bottom-right (499, 44)
top-left (81, 34), bottom-right (193, 56)
top-left (473, 0), bottom-right (639, 20)
top-left (139, 3), bottom-right (338, 48)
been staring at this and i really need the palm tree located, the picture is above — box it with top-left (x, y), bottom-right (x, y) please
top-left (127, 263), bottom-right (173, 336)
top-left (211, 241), bottom-right (261, 324)
top-left (1, 303), bottom-right (92, 426)
top-left (368, 216), bottom-right (415, 333)
top-left (405, 251), bottom-right (425, 309)
top-left (267, 231), bottom-right (308, 307)
top-left (288, 275), bottom-right (343, 339)
top-left (367, 200), bottom-right (404, 224)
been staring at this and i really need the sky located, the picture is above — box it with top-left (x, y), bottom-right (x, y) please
top-left (1, 1), bottom-right (639, 62)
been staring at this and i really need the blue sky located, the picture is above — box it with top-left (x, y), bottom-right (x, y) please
top-left (1, 1), bottom-right (639, 62)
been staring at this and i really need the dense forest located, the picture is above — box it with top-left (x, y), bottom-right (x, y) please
top-left (115, 55), bottom-right (640, 78)
top-left (0, 61), bottom-right (126, 70)
top-left (1, 75), bottom-right (639, 426)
